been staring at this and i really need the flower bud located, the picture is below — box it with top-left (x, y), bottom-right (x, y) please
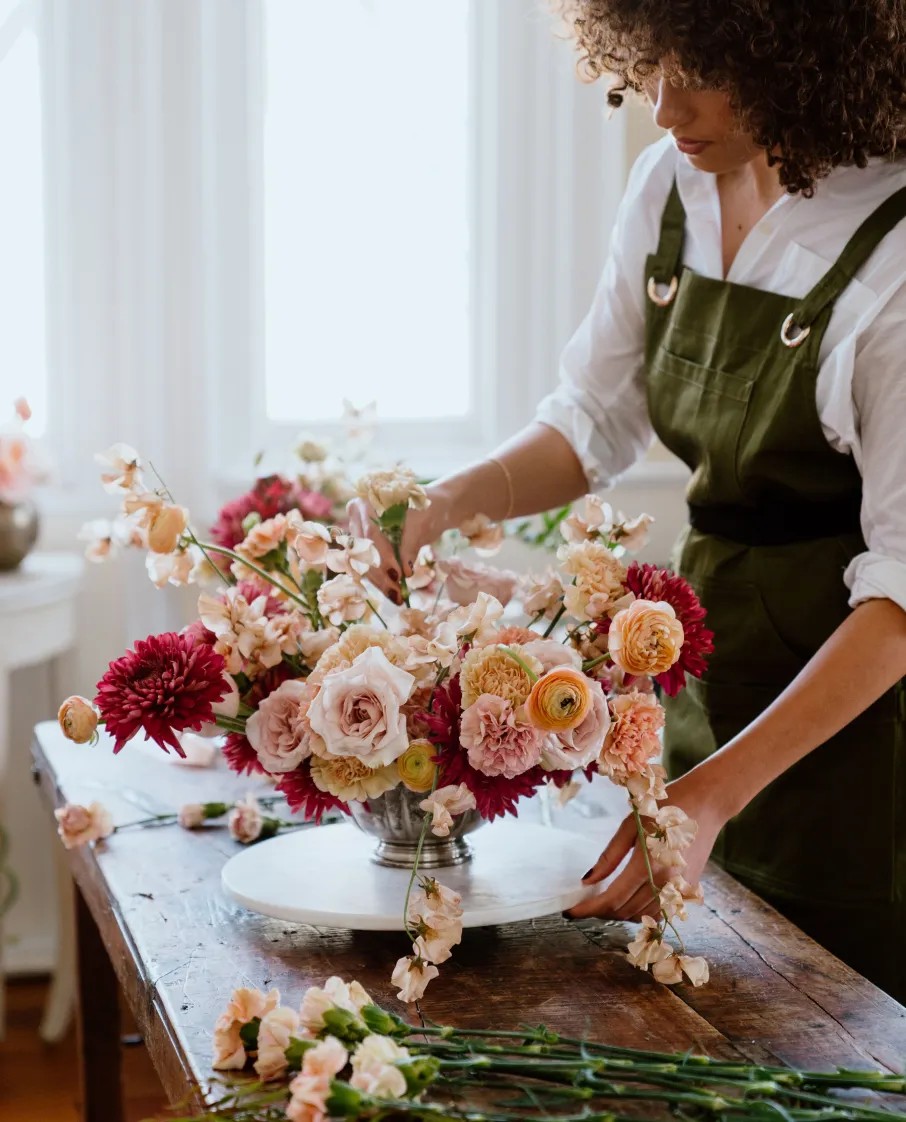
top-left (58, 696), bottom-right (99, 744)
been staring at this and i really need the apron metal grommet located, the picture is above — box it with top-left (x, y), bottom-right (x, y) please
top-left (647, 275), bottom-right (678, 307)
top-left (780, 313), bottom-right (811, 348)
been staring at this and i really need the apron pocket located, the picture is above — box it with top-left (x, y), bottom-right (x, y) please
top-left (647, 351), bottom-right (753, 504)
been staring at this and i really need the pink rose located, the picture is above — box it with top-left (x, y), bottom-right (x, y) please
top-left (459, 694), bottom-right (544, 778)
top-left (541, 680), bottom-right (612, 771)
top-left (246, 678), bottom-right (316, 773)
top-left (600, 689), bottom-right (664, 779)
top-left (54, 802), bottom-right (114, 850)
top-left (307, 647), bottom-right (414, 767)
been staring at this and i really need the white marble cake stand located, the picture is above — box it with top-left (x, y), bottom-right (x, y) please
top-left (221, 819), bottom-right (600, 930)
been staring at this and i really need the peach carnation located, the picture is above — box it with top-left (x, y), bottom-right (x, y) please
top-left (459, 644), bottom-right (541, 709)
top-left (599, 689), bottom-right (664, 780)
top-left (558, 539), bottom-right (628, 621)
top-left (459, 695), bottom-right (544, 779)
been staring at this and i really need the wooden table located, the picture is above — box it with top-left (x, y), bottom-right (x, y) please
top-left (31, 719), bottom-right (906, 1122)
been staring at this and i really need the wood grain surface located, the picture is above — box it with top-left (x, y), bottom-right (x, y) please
top-left (30, 721), bottom-right (906, 1114)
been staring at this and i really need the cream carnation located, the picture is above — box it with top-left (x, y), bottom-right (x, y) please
top-left (559, 539), bottom-right (628, 621)
top-left (459, 644), bottom-right (541, 709)
top-left (310, 753), bottom-right (400, 801)
top-left (350, 1034), bottom-right (410, 1099)
top-left (355, 467), bottom-right (429, 517)
top-left (255, 1004), bottom-right (302, 1081)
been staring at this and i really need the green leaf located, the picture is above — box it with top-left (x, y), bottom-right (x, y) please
top-left (284, 1035), bottom-right (317, 1070)
top-left (201, 802), bottom-right (231, 820)
top-left (322, 1007), bottom-right (369, 1044)
top-left (238, 1016), bottom-right (261, 1050)
top-left (361, 1003), bottom-right (411, 1038)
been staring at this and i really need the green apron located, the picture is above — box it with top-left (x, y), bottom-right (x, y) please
top-left (645, 179), bottom-right (906, 1002)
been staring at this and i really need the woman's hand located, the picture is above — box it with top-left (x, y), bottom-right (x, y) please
top-left (347, 486), bottom-right (452, 603)
top-left (565, 769), bottom-right (730, 922)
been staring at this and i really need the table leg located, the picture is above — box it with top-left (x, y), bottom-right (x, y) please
top-left (40, 840), bottom-right (77, 1042)
top-left (76, 888), bottom-right (124, 1122)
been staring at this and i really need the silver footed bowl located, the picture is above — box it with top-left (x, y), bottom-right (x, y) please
top-left (349, 784), bottom-right (484, 869)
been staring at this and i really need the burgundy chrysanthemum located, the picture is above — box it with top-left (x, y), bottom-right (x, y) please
top-left (96, 631), bottom-right (229, 756)
top-left (277, 763), bottom-right (348, 823)
top-left (221, 731), bottom-right (265, 777)
top-left (209, 474), bottom-right (334, 549)
top-left (624, 562), bottom-right (714, 696)
top-left (420, 676), bottom-right (546, 821)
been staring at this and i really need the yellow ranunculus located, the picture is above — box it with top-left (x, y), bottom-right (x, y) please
top-left (397, 740), bottom-right (437, 793)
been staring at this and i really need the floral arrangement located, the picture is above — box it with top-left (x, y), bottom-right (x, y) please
top-left (159, 975), bottom-right (906, 1122)
top-left (0, 397), bottom-right (50, 505)
top-left (60, 447), bottom-right (715, 998)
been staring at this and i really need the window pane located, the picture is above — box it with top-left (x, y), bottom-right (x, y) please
top-left (264, 0), bottom-right (472, 423)
top-left (0, 22), bottom-right (46, 434)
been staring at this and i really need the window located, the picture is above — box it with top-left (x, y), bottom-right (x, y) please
top-left (0, 0), bottom-right (45, 433)
top-left (263, 0), bottom-right (473, 426)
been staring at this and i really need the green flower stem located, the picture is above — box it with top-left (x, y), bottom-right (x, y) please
top-left (583, 653), bottom-right (611, 673)
top-left (403, 769), bottom-right (440, 943)
top-left (198, 543), bottom-right (310, 611)
top-left (541, 603), bottom-right (566, 639)
top-left (366, 600), bottom-right (390, 630)
top-left (114, 813), bottom-right (178, 832)
top-left (498, 646), bottom-right (540, 683)
top-left (630, 801), bottom-right (686, 954)
top-left (215, 715), bottom-right (248, 734)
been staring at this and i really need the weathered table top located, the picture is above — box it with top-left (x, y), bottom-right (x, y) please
top-left (31, 720), bottom-right (906, 1112)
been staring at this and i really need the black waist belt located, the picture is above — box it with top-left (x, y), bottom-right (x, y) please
top-left (688, 498), bottom-right (862, 547)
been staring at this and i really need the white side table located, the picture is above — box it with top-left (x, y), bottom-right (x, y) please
top-left (0, 552), bottom-right (83, 1041)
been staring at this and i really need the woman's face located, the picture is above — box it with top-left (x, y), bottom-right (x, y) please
top-left (643, 75), bottom-right (762, 174)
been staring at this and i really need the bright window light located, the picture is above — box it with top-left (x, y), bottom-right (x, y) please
top-left (263, 0), bottom-right (472, 424)
top-left (0, 16), bottom-right (46, 434)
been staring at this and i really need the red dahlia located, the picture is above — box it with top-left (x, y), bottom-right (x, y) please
top-left (222, 731), bottom-right (264, 777)
top-left (210, 474), bottom-right (334, 549)
top-left (277, 763), bottom-right (348, 823)
top-left (624, 562), bottom-right (714, 696)
top-left (96, 631), bottom-right (229, 755)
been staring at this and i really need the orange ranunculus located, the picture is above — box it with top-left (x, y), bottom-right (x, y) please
top-left (525, 666), bottom-right (592, 733)
top-left (608, 599), bottom-right (684, 676)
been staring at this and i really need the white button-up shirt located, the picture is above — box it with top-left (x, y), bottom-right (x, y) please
top-left (536, 136), bottom-right (906, 612)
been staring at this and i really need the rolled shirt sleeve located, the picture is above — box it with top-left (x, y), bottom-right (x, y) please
top-left (535, 140), bottom-right (672, 489)
top-left (845, 288), bottom-right (906, 614)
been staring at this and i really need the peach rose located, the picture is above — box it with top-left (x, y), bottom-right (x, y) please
top-left (521, 639), bottom-right (583, 675)
top-left (58, 696), bottom-right (99, 744)
top-left (307, 647), bottom-right (415, 767)
top-left (608, 599), bottom-right (684, 676)
top-left (525, 667), bottom-right (592, 733)
top-left (54, 802), bottom-right (113, 849)
top-left (246, 678), bottom-right (316, 773)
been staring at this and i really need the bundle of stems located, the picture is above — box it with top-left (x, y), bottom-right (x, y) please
top-left (163, 1017), bottom-right (906, 1122)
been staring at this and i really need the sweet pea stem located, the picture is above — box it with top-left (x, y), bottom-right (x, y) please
top-left (198, 543), bottom-right (310, 611)
top-left (542, 603), bottom-right (566, 639)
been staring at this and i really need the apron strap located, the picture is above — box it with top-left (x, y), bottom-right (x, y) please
top-left (649, 180), bottom-right (686, 284)
top-left (792, 183), bottom-right (906, 330)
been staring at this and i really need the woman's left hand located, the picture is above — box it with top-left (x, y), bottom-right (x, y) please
top-left (564, 769), bottom-right (730, 922)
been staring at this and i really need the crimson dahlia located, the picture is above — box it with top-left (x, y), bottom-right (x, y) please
top-left (96, 631), bottom-right (229, 755)
top-left (277, 763), bottom-right (348, 823)
top-left (210, 474), bottom-right (334, 549)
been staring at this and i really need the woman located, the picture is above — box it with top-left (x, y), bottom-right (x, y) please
top-left (350, 1), bottom-right (906, 1001)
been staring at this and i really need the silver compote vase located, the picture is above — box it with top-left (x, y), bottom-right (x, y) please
top-left (349, 785), bottom-right (484, 869)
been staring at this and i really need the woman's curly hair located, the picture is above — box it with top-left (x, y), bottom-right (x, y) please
top-left (553, 0), bottom-right (906, 195)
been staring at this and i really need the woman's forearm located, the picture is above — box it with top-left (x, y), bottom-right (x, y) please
top-left (429, 422), bottom-right (589, 532)
top-left (690, 597), bottom-right (906, 819)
